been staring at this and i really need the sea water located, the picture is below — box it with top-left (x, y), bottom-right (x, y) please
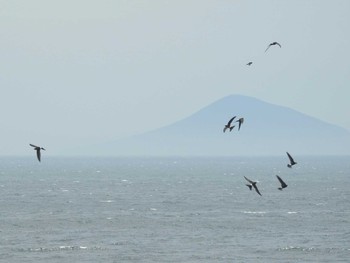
top-left (0, 156), bottom-right (349, 262)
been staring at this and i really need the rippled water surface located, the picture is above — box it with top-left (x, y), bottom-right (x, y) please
top-left (0, 156), bottom-right (349, 262)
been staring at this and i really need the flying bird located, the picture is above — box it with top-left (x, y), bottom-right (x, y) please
top-left (236, 118), bottom-right (244, 131)
top-left (244, 176), bottom-right (262, 196)
top-left (286, 152), bottom-right (297, 168)
top-left (276, 175), bottom-right (288, 190)
top-left (265, 42), bottom-right (282, 52)
top-left (30, 144), bottom-right (45, 162)
top-left (223, 116), bottom-right (236, 132)
top-left (246, 62), bottom-right (253, 66)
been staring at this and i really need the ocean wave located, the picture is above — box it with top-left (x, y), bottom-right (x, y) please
top-left (16, 246), bottom-right (105, 253)
top-left (99, 200), bottom-right (114, 203)
top-left (278, 246), bottom-right (350, 253)
top-left (243, 211), bottom-right (267, 214)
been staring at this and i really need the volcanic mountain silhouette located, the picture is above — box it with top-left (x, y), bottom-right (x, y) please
top-left (92, 95), bottom-right (350, 156)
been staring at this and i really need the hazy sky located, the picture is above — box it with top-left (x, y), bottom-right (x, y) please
top-left (1, 0), bottom-right (349, 155)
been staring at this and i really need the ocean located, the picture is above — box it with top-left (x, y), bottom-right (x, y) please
top-left (0, 156), bottom-right (349, 262)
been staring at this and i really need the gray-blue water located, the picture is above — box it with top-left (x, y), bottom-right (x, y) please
top-left (0, 156), bottom-right (349, 262)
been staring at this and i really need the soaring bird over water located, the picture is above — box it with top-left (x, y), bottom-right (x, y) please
top-left (236, 118), bottom-right (244, 131)
top-left (265, 42), bottom-right (281, 52)
top-left (286, 152), bottom-right (297, 168)
top-left (223, 116), bottom-right (236, 132)
top-left (244, 176), bottom-right (262, 196)
top-left (246, 62), bottom-right (253, 66)
top-left (30, 144), bottom-right (45, 162)
top-left (276, 175), bottom-right (288, 190)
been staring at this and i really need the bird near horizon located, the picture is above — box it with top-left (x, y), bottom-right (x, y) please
top-left (265, 41), bottom-right (281, 52)
top-left (236, 117), bottom-right (244, 131)
top-left (276, 175), bottom-right (288, 190)
top-left (30, 144), bottom-right (45, 162)
top-left (223, 116), bottom-right (236, 132)
top-left (244, 176), bottom-right (262, 196)
top-left (286, 152), bottom-right (297, 168)
top-left (246, 62), bottom-right (253, 66)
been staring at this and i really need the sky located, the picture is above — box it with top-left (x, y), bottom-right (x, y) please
top-left (1, 0), bottom-right (349, 156)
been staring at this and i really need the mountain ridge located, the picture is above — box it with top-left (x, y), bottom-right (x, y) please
top-left (82, 95), bottom-right (350, 156)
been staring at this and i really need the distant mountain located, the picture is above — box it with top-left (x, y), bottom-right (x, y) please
top-left (90, 95), bottom-right (350, 156)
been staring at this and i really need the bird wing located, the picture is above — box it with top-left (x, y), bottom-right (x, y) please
top-left (30, 144), bottom-right (39, 148)
top-left (227, 116), bottom-right (236, 126)
top-left (276, 42), bottom-right (281, 48)
top-left (276, 175), bottom-right (287, 188)
top-left (36, 149), bottom-right (41, 162)
top-left (236, 118), bottom-right (244, 130)
top-left (244, 176), bottom-right (254, 184)
top-left (253, 184), bottom-right (262, 196)
top-left (223, 126), bottom-right (228, 133)
top-left (286, 152), bottom-right (294, 163)
top-left (265, 44), bottom-right (272, 52)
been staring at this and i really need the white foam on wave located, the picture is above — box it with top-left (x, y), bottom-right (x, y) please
top-left (100, 200), bottom-right (114, 203)
top-left (21, 245), bottom-right (98, 252)
top-left (287, 211), bottom-right (298, 214)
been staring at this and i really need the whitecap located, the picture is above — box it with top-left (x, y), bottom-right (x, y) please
top-left (316, 203), bottom-right (325, 206)
top-left (287, 211), bottom-right (298, 214)
top-left (100, 200), bottom-right (114, 203)
top-left (243, 211), bottom-right (266, 214)
top-left (150, 208), bottom-right (157, 211)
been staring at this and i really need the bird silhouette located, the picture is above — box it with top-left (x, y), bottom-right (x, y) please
top-left (286, 152), bottom-right (297, 168)
top-left (223, 116), bottom-right (236, 132)
top-left (236, 118), bottom-right (244, 131)
top-left (244, 176), bottom-right (262, 196)
top-left (265, 42), bottom-right (282, 52)
top-left (30, 144), bottom-right (45, 162)
top-left (276, 175), bottom-right (288, 190)
top-left (246, 62), bottom-right (253, 66)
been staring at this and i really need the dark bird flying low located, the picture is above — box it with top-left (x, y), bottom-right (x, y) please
top-left (244, 176), bottom-right (262, 196)
top-left (223, 116), bottom-right (236, 132)
top-left (30, 144), bottom-right (45, 162)
top-left (286, 152), bottom-right (297, 168)
top-left (265, 41), bottom-right (282, 52)
top-left (276, 175), bottom-right (288, 190)
top-left (246, 62), bottom-right (253, 66)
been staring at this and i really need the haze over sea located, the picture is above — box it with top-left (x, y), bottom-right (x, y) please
top-left (1, 156), bottom-right (349, 262)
